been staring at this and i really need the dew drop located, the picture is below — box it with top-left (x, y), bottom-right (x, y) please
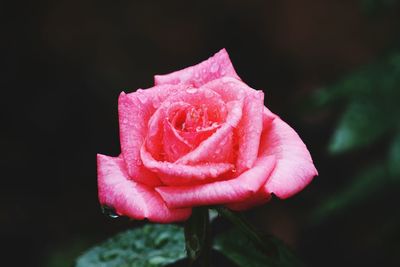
top-left (137, 94), bottom-right (148, 104)
top-left (246, 160), bottom-right (253, 168)
top-left (210, 63), bottom-right (219, 73)
top-left (186, 88), bottom-right (197, 94)
top-left (205, 90), bottom-right (214, 98)
top-left (122, 118), bottom-right (128, 124)
top-left (210, 168), bottom-right (218, 176)
top-left (152, 98), bottom-right (161, 108)
top-left (101, 205), bottom-right (119, 218)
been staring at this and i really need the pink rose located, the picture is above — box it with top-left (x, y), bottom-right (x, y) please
top-left (97, 49), bottom-right (317, 223)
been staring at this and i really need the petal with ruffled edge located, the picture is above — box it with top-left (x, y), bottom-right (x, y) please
top-left (97, 154), bottom-right (191, 223)
top-left (226, 108), bottom-right (318, 210)
top-left (118, 84), bottom-right (187, 186)
top-left (202, 77), bottom-right (264, 174)
top-left (175, 100), bottom-right (243, 165)
top-left (155, 155), bottom-right (276, 208)
top-left (154, 48), bottom-right (240, 87)
top-left (261, 108), bottom-right (318, 199)
top-left (140, 144), bottom-right (234, 186)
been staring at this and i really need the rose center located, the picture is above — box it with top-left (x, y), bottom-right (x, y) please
top-left (173, 105), bottom-right (218, 132)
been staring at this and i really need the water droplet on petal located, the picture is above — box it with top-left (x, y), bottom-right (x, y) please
top-left (210, 63), bottom-right (219, 73)
top-left (137, 94), bottom-right (148, 104)
top-left (152, 98), bottom-right (161, 108)
top-left (101, 205), bottom-right (119, 218)
top-left (205, 90), bottom-right (214, 98)
top-left (246, 160), bottom-right (253, 168)
top-left (210, 168), bottom-right (218, 176)
top-left (186, 88), bottom-right (197, 94)
top-left (122, 118), bottom-right (128, 124)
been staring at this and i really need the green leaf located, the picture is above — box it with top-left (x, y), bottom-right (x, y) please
top-left (388, 133), bottom-right (400, 179)
top-left (75, 224), bottom-right (186, 267)
top-left (329, 100), bottom-right (391, 153)
top-left (311, 163), bottom-right (388, 223)
top-left (214, 227), bottom-right (303, 267)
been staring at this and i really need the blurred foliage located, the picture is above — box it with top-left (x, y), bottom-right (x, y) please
top-left (75, 224), bottom-right (186, 267)
top-left (75, 208), bottom-right (303, 267)
top-left (45, 239), bottom-right (92, 267)
top-left (312, 52), bottom-right (400, 221)
top-left (214, 227), bottom-right (303, 267)
top-left (361, 0), bottom-right (400, 14)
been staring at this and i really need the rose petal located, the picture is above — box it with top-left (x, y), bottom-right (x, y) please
top-left (118, 92), bottom-right (161, 186)
top-left (261, 108), bottom-right (318, 199)
top-left (202, 77), bottom-right (265, 173)
top-left (155, 155), bottom-right (276, 208)
top-left (163, 118), bottom-right (193, 162)
top-left (226, 108), bottom-right (318, 210)
top-left (140, 145), bottom-right (234, 186)
top-left (146, 88), bottom-right (235, 163)
top-left (97, 154), bottom-right (191, 223)
top-left (226, 189), bottom-right (272, 211)
top-left (235, 90), bottom-right (264, 173)
top-left (119, 84), bottom-right (188, 184)
top-left (154, 48), bottom-right (241, 87)
top-left (175, 100), bottom-right (243, 165)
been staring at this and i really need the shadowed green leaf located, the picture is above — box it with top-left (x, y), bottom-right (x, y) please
top-left (214, 227), bottom-right (303, 267)
top-left (75, 224), bottom-right (185, 267)
top-left (311, 164), bottom-right (388, 223)
top-left (388, 133), bottom-right (400, 179)
top-left (329, 101), bottom-right (390, 153)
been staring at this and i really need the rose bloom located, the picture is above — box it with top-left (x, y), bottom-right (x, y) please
top-left (97, 49), bottom-right (317, 222)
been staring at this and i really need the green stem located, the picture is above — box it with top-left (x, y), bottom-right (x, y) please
top-left (184, 207), bottom-right (211, 267)
top-left (214, 206), bottom-right (277, 255)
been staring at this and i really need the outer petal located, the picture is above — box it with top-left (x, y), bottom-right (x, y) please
top-left (226, 189), bottom-right (272, 211)
top-left (140, 145), bottom-right (234, 186)
top-left (154, 48), bottom-right (240, 87)
top-left (155, 156), bottom-right (276, 208)
top-left (118, 92), bottom-right (160, 186)
top-left (261, 108), bottom-right (318, 199)
top-left (226, 108), bottom-right (318, 210)
top-left (97, 154), bottom-right (191, 223)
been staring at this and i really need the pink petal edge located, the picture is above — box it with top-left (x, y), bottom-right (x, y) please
top-left (154, 48), bottom-right (241, 87)
top-left (262, 108), bottom-right (318, 199)
top-left (140, 144), bottom-right (234, 185)
top-left (97, 154), bottom-right (191, 223)
top-left (118, 92), bottom-right (161, 186)
top-left (155, 155), bottom-right (276, 208)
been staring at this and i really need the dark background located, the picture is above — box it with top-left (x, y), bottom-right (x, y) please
top-left (2, 1), bottom-right (400, 266)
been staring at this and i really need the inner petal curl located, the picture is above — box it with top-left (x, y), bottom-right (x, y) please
top-left (146, 87), bottom-right (228, 162)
